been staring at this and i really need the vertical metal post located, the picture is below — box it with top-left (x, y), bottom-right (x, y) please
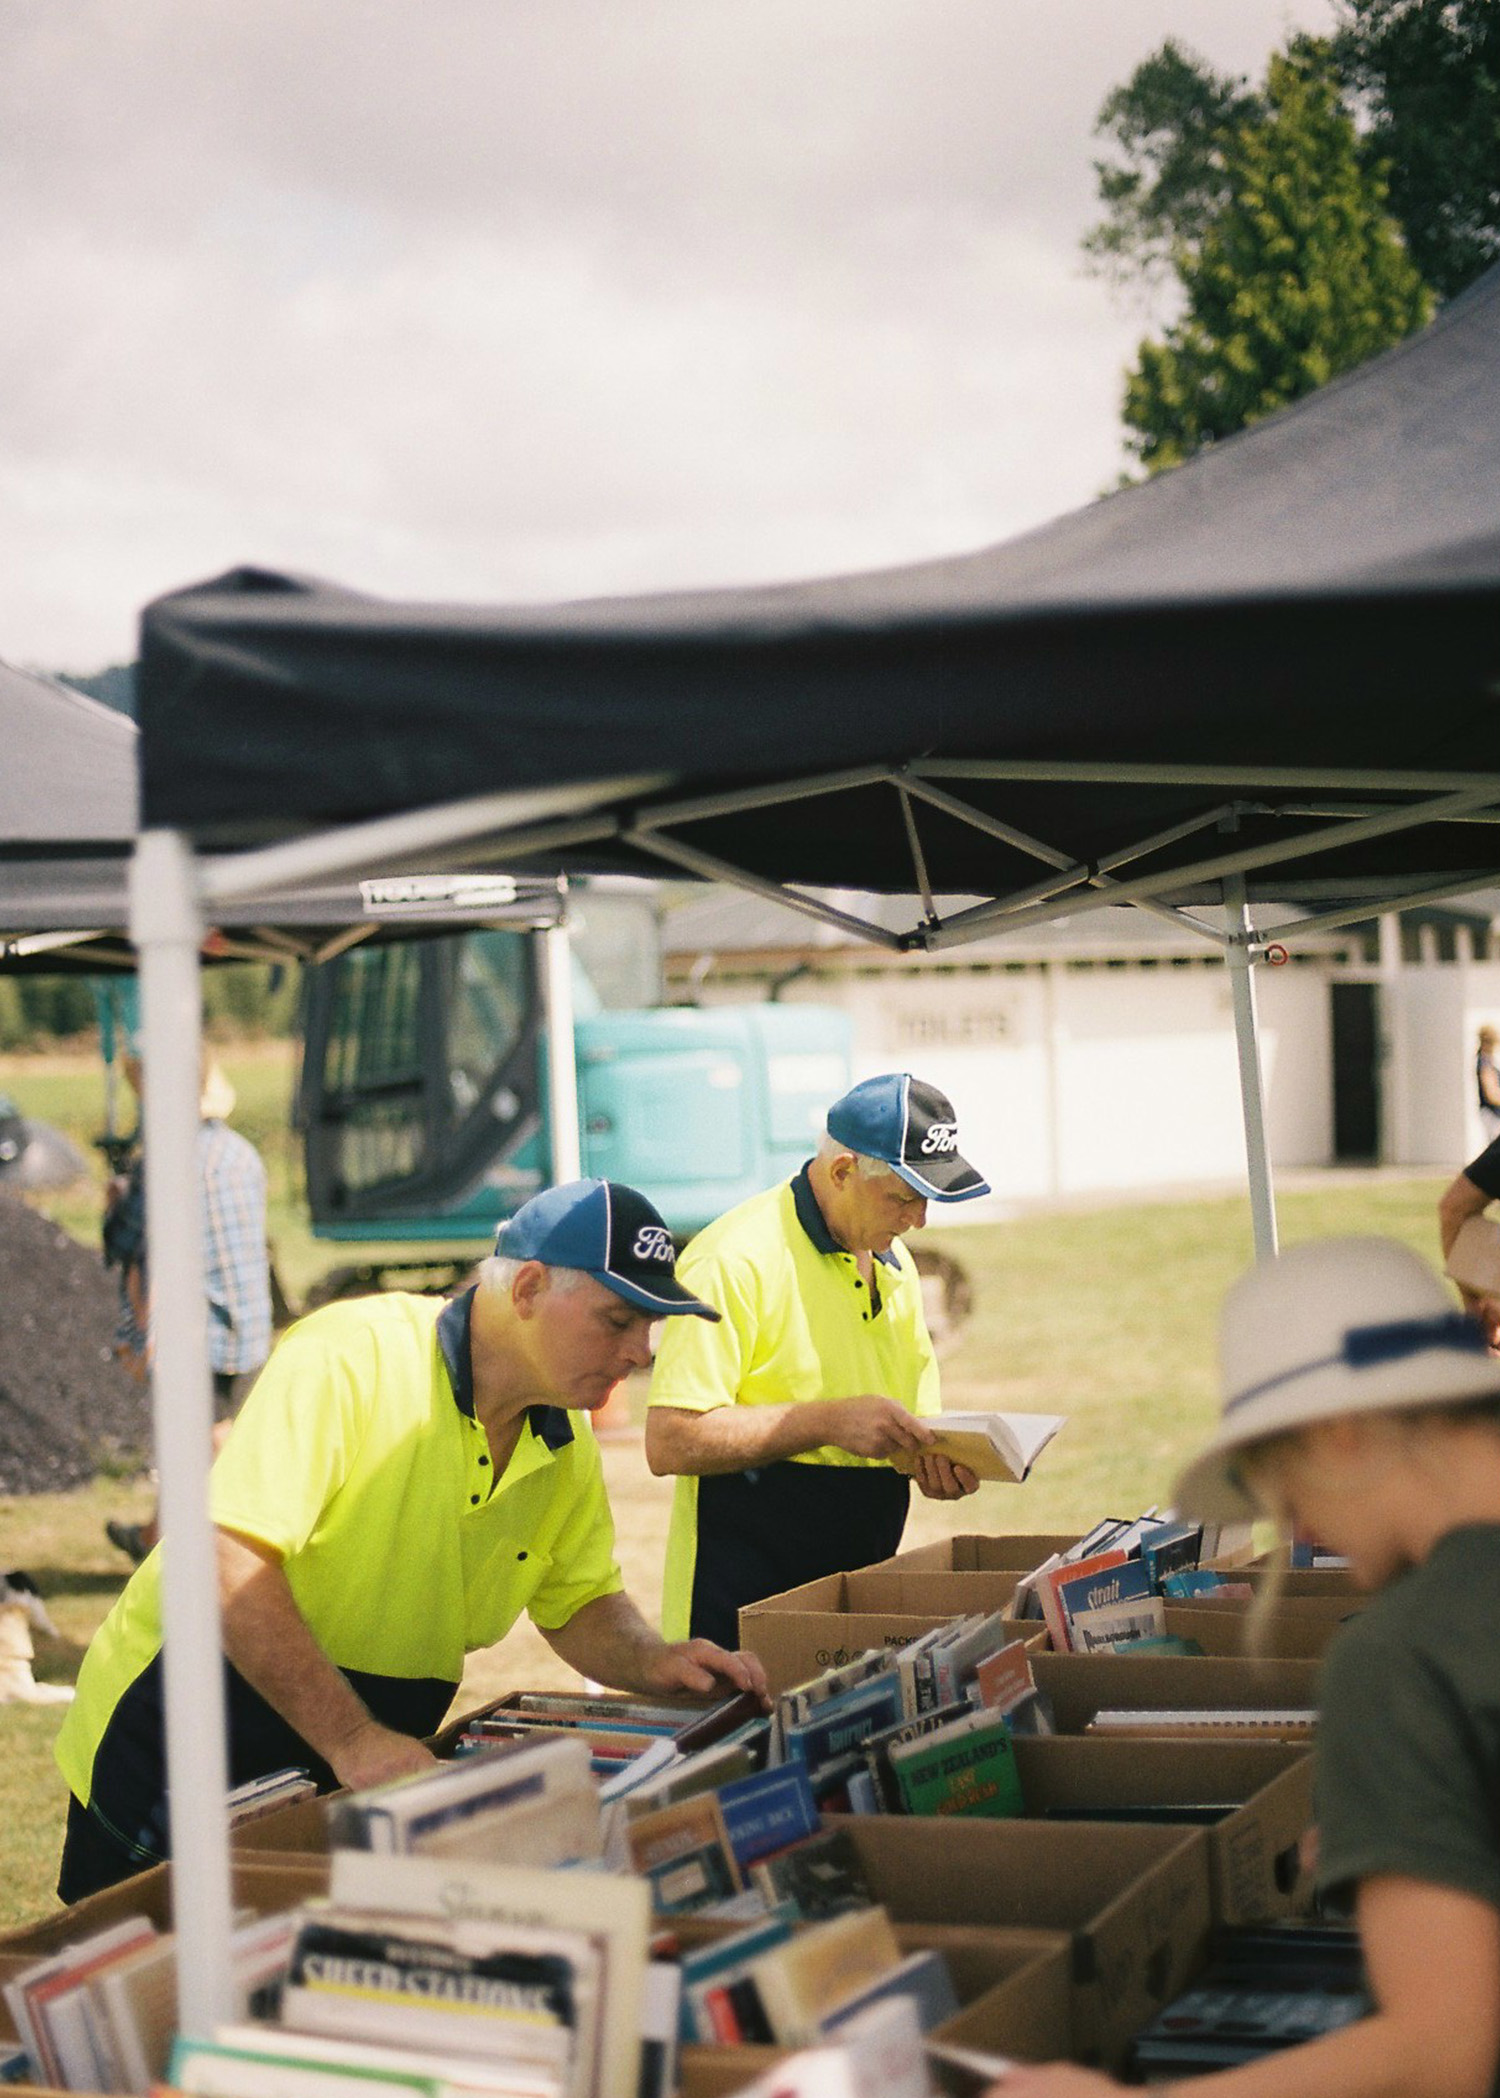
top-left (1224, 874), bottom-right (1278, 1258)
top-left (540, 922), bottom-right (582, 1185)
top-left (129, 830), bottom-right (235, 2036)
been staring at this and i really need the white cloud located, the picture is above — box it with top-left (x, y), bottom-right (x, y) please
top-left (0, 0), bottom-right (1334, 668)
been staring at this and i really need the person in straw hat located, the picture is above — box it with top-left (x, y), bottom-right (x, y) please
top-left (991, 1235), bottom-right (1500, 2098)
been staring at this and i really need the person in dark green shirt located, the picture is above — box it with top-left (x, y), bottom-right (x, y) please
top-left (994, 1236), bottom-right (1500, 2098)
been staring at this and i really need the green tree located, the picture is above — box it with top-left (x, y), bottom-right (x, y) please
top-left (1337, 0), bottom-right (1500, 300)
top-left (1123, 49), bottom-right (1431, 475)
top-left (1083, 39), bottom-right (1259, 295)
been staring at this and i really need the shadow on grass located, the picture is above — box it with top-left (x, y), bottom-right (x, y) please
top-left (23, 1568), bottom-right (129, 1600)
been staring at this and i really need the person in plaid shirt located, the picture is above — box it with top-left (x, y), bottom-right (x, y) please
top-left (104, 1055), bottom-right (272, 1562)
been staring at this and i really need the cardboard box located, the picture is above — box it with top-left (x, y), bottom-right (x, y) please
top-left (823, 1813), bottom-right (1213, 2068)
top-left (1010, 1736), bottom-right (1315, 1926)
top-left (1032, 1653), bottom-right (1322, 1737)
top-left (872, 1534), bottom-right (1082, 1576)
top-left (739, 1570), bottom-right (1038, 1697)
top-left (0, 1857), bottom-right (329, 1959)
top-left (674, 1921), bottom-right (1071, 2085)
top-left (231, 1792), bottom-right (337, 1857)
top-left (1162, 1601), bottom-right (1361, 1663)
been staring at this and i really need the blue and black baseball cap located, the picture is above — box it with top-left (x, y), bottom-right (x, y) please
top-left (826, 1073), bottom-right (990, 1202)
top-left (495, 1179), bottom-right (721, 1320)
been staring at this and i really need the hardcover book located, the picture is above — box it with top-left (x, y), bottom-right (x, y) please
top-left (329, 1848), bottom-right (647, 2098)
top-left (626, 1793), bottom-right (744, 1914)
top-left (1052, 1556), bottom-right (1153, 1649)
top-left (715, 1760), bottom-right (820, 1870)
top-left (281, 1910), bottom-right (596, 2073)
top-left (887, 1710), bottom-right (1025, 1820)
top-left (748, 1828), bottom-right (876, 1921)
top-left (1035, 1550), bottom-right (1127, 1651)
top-left (745, 1906), bottom-right (903, 2046)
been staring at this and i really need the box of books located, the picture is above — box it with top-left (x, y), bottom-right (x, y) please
top-left (1031, 1653), bottom-right (1322, 1739)
top-left (0, 1857), bottom-right (329, 1960)
top-left (821, 1813), bottom-right (1213, 2068)
top-left (872, 1534), bottom-right (1084, 1576)
top-left (0, 1860), bottom-right (329, 2093)
top-left (1161, 1601), bottom-right (1362, 1663)
top-left (1009, 1736), bottom-right (1315, 1927)
top-left (739, 1573), bottom-right (1038, 1698)
top-left (916, 1924), bottom-right (1073, 2065)
top-left (229, 1792), bottom-right (335, 1857)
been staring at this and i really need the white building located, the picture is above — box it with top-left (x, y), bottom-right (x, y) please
top-left (659, 887), bottom-right (1500, 1212)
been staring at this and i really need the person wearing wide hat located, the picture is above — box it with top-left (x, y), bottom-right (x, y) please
top-left (994, 1235), bottom-right (1500, 2098)
top-left (57, 1177), bottom-right (766, 1900)
top-left (647, 1072), bottom-right (991, 1648)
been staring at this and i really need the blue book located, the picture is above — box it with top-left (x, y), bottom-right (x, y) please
top-left (1140, 1521), bottom-right (1204, 1592)
top-left (783, 1676), bottom-right (904, 1776)
top-left (1055, 1554), bottom-right (1153, 1638)
top-left (716, 1761), bottom-right (819, 1869)
top-left (1163, 1568), bottom-right (1228, 1600)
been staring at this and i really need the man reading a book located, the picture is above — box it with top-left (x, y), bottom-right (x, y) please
top-left (646, 1072), bottom-right (990, 1648)
top-left (55, 1178), bottom-right (767, 1900)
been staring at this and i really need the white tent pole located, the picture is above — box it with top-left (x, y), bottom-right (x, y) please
top-left (199, 775), bottom-right (669, 908)
top-left (128, 829), bottom-right (234, 2035)
top-left (1223, 873), bottom-right (1278, 1258)
top-left (540, 923), bottom-right (582, 1184)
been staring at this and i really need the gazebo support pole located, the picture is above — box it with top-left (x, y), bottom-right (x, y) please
top-left (129, 830), bottom-right (235, 2034)
top-left (540, 921), bottom-right (582, 1184)
top-left (1224, 873), bottom-right (1278, 1258)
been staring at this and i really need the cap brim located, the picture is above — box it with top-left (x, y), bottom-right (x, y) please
top-left (890, 1155), bottom-right (991, 1202)
top-left (595, 1270), bottom-right (722, 1321)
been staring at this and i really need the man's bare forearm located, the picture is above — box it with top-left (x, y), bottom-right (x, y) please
top-left (645, 1399), bottom-right (838, 1476)
top-left (541, 1591), bottom-right (768, 1704)
top-left (216, 1529), bottom-right (433, 1787)
top-left (540, 1591), bottom-right (671, 1692)
top-left (646, 1392), bottom-right (932, 1477)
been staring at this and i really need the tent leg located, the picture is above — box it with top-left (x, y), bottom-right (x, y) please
top-left (1224, 876), bottom-right (1278, 1258)
top-left (540, 922), bottom-right (582, 1184)
top-left (130, 830), bottom-right (235, 2035)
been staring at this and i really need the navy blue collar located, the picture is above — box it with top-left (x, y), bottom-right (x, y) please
top-left (437, 1288), bottom-right (575, 1451)
top-left (790, 1164), bottom-right (898, 1269)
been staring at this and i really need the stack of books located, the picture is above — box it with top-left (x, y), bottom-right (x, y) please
top-left (668, 1899), bottom-right (958, 2050)
top-left (1011, 1514), bottom-right (1253, 1653)
top-left (1129, 1923), bottom-right (1369, 2077)
top-left (3, 1908), bottom-right (299, 2092)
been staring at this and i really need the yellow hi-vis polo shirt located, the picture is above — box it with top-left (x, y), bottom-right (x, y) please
top-left (57, 1288), bottom-right (622, 1863)
top-left (649, 1168), bottom-right (940, 1640)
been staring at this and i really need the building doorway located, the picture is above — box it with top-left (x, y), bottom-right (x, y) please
top-left (1331, 981), bottom-right (1382, 1162)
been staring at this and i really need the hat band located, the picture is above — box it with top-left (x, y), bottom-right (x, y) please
top-left (1225, 1312), bottom-right (1488, 1417)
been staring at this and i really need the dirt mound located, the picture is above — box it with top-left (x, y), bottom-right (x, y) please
top-left (0, 1193), bottom-right (152, 1495)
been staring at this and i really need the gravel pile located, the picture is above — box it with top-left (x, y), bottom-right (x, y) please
top-left (0, 1193), bottom-right (152, 1494)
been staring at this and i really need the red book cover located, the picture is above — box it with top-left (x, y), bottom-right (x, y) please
top-left (1038, 1550), bottom-right (1126, 1652)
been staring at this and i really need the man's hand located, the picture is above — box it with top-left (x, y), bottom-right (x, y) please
top-left (542, 1591), bottom-right (770, 1706)
top-left (908, 1450), bottom-right (980, 1500)
top-left (641, 1639), bottom-right (770, 1706)
top-left (327, 1717), bottom-right (439, 1794)
top-left (824, 1394), bottom-right (934, 1460)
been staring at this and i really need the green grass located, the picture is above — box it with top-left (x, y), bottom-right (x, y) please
top-left (0, 1047), bottom-right (1454, 1933)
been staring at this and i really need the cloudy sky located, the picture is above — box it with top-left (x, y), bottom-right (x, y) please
top-left (1, 0), bottom-right (1334, 674)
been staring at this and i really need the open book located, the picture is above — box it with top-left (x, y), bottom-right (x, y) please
top-left (888, 1410), bottom-right (1064, 1485)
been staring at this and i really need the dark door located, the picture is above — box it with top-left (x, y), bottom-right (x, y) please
top-left (1331, 981), bottom-right (1382, 1162)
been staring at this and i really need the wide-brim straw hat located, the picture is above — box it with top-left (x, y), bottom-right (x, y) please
top-left (199, 1060), bottom-right (237, 1121)
top-left (1174, 1236), bottom-right (1500, 1520)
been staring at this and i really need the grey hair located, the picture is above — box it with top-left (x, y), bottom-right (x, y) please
top-left (816, 1131), bottom-right (900, 1181)
top-left (479, 1255), bottom-right (593, 1297)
